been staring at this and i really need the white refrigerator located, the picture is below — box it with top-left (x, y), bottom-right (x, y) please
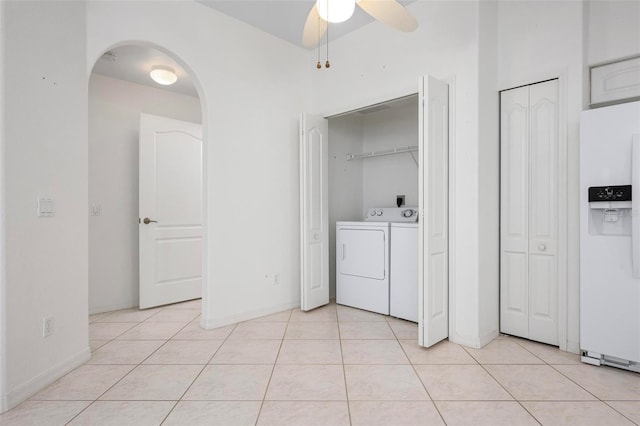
top-left (580, 100), bottom-right (640, 372)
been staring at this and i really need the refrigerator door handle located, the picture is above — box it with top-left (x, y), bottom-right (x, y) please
top-left (633, 215), bottom-right (640, 278)
top-left (632, 135), bottom-right (640, 278)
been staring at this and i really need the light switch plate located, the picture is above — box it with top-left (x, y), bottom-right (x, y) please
top-left (264, 273), bottom-right (279, 285)
top-left (38, 197), bottom-right (54, 217)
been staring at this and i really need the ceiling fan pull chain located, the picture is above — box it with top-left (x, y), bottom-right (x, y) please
top-left (325, 37), bottom-right (330, 68)
top-left (325, 13), bottom-right (330, 69)
top-left (316, 13), bottom-right (321, 69)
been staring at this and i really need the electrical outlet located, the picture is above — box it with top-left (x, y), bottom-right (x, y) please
top-left (42, 317), bottom-right (54, 337)
top-left (264, 273), bottom-right (279, 285)
top-left (396, 195), bottom-right (405, 207)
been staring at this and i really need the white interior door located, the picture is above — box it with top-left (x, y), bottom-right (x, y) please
top-left (139, 113), bottom-right (203, 309)
top-left (418, 75), bottom-right (449, 348)
top-left (300, 113), bottom-right (330, 311)
top-left (500, 80), bottom-right (559, 346)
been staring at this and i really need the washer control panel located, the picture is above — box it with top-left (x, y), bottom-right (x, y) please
top-left (365, 207), bottom-right (419, 222)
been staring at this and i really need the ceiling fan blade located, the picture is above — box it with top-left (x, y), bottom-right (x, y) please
top-left (302, 4), bottom-right (328, 48)
top-left (357, 0), bottom-right (418, 32)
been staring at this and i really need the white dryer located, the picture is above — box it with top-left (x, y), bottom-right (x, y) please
top-left (336, 221), bottom-right (389, 314)
top-left (336, 207), bottom-right (418, 315)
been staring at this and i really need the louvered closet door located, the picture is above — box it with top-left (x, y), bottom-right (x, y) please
top-left (500, 80), bottom-right (559, 346)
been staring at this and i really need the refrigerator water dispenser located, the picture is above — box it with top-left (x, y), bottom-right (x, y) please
top-left (588, 185), bottom-right (632, 235)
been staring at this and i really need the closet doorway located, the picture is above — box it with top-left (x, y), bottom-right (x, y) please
top-left (499, 79), bottom-right (565, 346)
top-left (300, 75), bottom-right (451, 349)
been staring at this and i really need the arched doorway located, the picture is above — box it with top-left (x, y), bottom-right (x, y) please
top-left (87, 43), bottom-right (208, 346)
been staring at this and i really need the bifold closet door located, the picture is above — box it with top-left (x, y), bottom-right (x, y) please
top-left (500, 80), bottom-right (558, 346)
top-left (418, 75), bottom-right (449, 348)
top-left (500, 86), bottom-right (530, 339)
top-left (299, 113), bottom-right (330, 312)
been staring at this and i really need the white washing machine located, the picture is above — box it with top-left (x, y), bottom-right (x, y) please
top-left (390, 222), bottom-right (419, 322)
top-left (336, 207), bottom-right (418, 315)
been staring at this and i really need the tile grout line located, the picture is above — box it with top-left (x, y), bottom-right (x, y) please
top-left (158, 319), bottom-right (239, 425)
top-left (486, 339), bottom-right (624, 423)
top-left (392, 321), bottom-right (448, 425)
top-left (546, 363), bottom-right (604, 400)
top-left (65, 302), bottom-right (201, 425)
top-left (601, 400), bottom-right (640, 425)
top-left (14, 304), bottom-right (640, 425)
top-left (146, 303), bottom-right (213, 424)
top-left (509, 335), bottom-right (606, 404)
top-left (337, 308), bottom-right (354, 426)
top-left (63, 304), bottom-right (176, 424)
top-left (460, 344), bottom-right (543, 426)
top-left (253, 309), bottom-right (293, 425)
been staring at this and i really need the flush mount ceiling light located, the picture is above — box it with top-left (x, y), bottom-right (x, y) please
top-left (149, 65), bottom-right (177, 85)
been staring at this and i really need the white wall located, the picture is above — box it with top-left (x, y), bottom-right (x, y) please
top-left (328, 115), bottom-right (363, 297)
top-left (87, 1), bottom-right (310, 329)
top-left (587, 0), bottom-right (640, 65)
top-left (362, 102), bottom-right (419, 211)
top-left (478, 0), bottom-right (500, 343)
top-left (2, 0), bottom-right (89, 410)
top-left (0, 0), bottom-right (7, 410)
top-left (88, 74), bottom-right (202, 314)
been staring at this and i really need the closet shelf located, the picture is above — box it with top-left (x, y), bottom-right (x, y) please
top-left (346, 145), bottom-right (419, 161)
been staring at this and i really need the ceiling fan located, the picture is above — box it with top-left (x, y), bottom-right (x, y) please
top-left (302, 0), bottom-right (418, 49)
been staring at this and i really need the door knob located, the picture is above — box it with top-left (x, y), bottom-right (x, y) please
top-left (143, 217), bottom-right (157, 224)
top-left (538, 244), bottom-right (546, 251)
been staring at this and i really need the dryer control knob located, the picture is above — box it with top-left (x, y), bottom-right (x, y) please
top-left (402, 209), bottom-right (414, 218)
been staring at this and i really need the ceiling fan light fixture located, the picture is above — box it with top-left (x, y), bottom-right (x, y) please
top-left (317, 0), bottom-right (356, 23)
top-left (149, 65), bottom-right (177, 86)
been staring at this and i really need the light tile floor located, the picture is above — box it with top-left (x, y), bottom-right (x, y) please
top-left (2, 300), bottom-right (640, 425)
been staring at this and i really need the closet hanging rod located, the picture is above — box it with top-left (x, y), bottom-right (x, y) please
top-left (346, 145), bottom-right (418, 161)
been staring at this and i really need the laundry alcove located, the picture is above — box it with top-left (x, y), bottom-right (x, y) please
top-left (300, 75), bottom-right (450, 349)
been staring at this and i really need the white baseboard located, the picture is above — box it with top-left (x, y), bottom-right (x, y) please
top-left (566, 340), bottom-right (580, 354)
top-left (89, 302), bottom-right (137, 315)
top-left (1, 346), bottom-right (91, 413)
top-left (449, 329), bottom-right (499, 349)
top-left (478, 329), bottom-right (500, 348)
top-left (0, 394), bottom-right (7, 415)
top-left (201, 300), bottom-right (299, 329)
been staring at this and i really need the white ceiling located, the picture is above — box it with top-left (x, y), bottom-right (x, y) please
top-left (197, 0), bottom-right (415, 49)
top-left (90, 1), bottom-right (416, 97)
